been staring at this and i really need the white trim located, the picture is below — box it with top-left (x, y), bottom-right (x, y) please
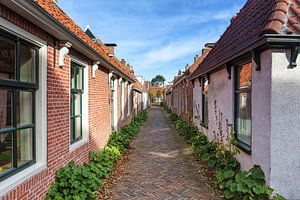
top-left (127, 83), bottom-right (131, 117)
top-left (120, 80), bottom-right (125, 120)
top-left (69, 56), bottom-right (89, 152)
top-left (0, 18), bottom-right (47, 196)
top-left (113, 78), bottom-right (118, 130)
top-left (92, 61), bottom-right (100, 78)
top-left (0, 17), bottom-right (47, 47)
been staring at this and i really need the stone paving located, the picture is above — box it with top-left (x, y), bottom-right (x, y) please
top-left (113, 106), bottom-right (219, 200)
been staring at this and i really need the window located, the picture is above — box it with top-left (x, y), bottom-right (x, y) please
top-left (127, 84), bottom-right (130, 116)
top-left (70, 62), bottom-right (84, 144)
top-left (120, 81), bottom-right (124, 119)
top-left (0, 31), bottom-right (38, 180)
top-left (201, 78), bottom-right (209, 126)
top-left (234, 62), bottom-right (252, 152)
top-left (110, 76), bottom-right (115, 90)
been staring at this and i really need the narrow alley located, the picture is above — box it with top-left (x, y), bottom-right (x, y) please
top-left (113, 107), bottom-right (218, 199)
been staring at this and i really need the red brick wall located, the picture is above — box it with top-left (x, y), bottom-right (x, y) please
top-left (116, 80), bottom-right (132, 130)
top-left (0, 5), bottom-right (111, 199)
top-left (172, 78), bottom-right (193, 123)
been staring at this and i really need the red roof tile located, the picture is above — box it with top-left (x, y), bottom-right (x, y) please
top-left (33, 0), bottom-right (135, 80)
top-left (191, 0), bottom-right (300, 79)
top-left (133, 81), bottom-right (147, 92)
top-left (149, 87), bottom-right (164, 96)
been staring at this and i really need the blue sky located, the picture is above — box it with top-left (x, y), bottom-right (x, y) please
top-left (58, 0), bottom-right (246, 82)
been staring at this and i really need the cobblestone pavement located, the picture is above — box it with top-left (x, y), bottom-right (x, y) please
top-left (113, 106), bottom-right (219, 200)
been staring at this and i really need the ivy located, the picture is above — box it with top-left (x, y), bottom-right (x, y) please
top-left (46, 109), bottom-right (148, 200)
top-left (164, 105), bottom-right (285, 200)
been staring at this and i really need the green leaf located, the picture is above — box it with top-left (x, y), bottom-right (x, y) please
top-left (202, 153), bottom-right (211, 161)
top-left (274, 193), bottom-right (286, 200)
top-left (236, 183), bottom-right (250, 193)
top-left (224, 170), bottom-right (235, 179)
top-left (253, 185), bottom-right (266, 195)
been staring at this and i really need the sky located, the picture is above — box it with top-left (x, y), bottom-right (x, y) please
top-left (58, 0), bottom-right (246, 82)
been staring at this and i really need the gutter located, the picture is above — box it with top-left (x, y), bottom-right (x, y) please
top-left (191, 34), bottom-right (300, 80)
top-left (3, 0), bottom-right (134, 82)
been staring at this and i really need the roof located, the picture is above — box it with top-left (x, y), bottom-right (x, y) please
top-left (133, 81), bottom-right (143, 93)
top-left (191, 0), bottom-right (300, 79)
top-left (149, 87), bottom-right (164, 96)
top-left (33, 0), bottom-right (135, 80)
top-left (174, 46), bottom-right (212, 83)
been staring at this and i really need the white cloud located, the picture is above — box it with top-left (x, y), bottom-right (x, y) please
top-left (59, 0), bottom-right (246, 81)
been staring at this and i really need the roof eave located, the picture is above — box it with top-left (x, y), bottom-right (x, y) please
top-left (4, 0), bottom-right (134, 82)
top-left (191, 34), bottom-right (300, 80)
top-left (190, 35), bottom-right (268, 80)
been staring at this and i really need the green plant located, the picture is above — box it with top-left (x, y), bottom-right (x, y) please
top-left (164, 107), bottom-right (286, 200)
top-left (45, 161), bottom-right (101, 200)
top-left (46, 110), bottom-right (148, 200)
top-left (216, 165), bottom-right (273, 199)
top-left (169, 112), bottom-right (179, 122)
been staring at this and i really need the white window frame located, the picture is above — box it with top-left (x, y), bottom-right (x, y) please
top-left (69, 56), bottom-right (89, 151)
top-left (121, 80), bottom-right (125, 119)
top-left (0, 17), bottom-right (47, 196)
top-left (127, 83), bottom-right (131, 117)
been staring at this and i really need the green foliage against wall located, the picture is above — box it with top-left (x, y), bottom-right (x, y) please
top-left (164, 106), bottom-right (285, 200)
top-left (46, 110), bottom-right (148, 200)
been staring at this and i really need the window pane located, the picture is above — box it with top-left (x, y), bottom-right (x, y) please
top-left (0, 36), bottom-right (16, 80)
top-left (17, 128), bottom-right (33, 165)
top-left (76, 67), bottom-right (83, 90)
top-left (71, 66), bottom-right (75, 89)
top-left (70, 117), bottom-right (74, 141)
top-left (74, 94), bottom-right (81, 116)
top-left (239, 63), bottom-right (252, 89)
top-left (236, 92), bottom-right (251, 145)
top-left (0, 89), bottom-right (12, 129)
top-left (74, 117), bottom-right (82, 140)
top-left (20, 45), bottom-right (36, 83)
top-left (0, 133), bottom-right (13, 174)
top-left (202, 79), bottom-right (209, 125)
top-left (16, 91), bottom-right (33, 126)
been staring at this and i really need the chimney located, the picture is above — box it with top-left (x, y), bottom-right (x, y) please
top-left (194, 55), bottom-right (199, 62)
top-left (120, 59), bottom-right (126, 67)
top-left (230, 12), bottom-right (239, 24)
top-left (202, 43), bottom-right (215, 55)
top-left (104, 43), bottom-right (117, 57)
top-left (185, 64), bottom-right (189, 71)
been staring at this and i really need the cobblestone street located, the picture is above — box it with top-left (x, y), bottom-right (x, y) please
top-left (113, 107), bottom-right (219, 199)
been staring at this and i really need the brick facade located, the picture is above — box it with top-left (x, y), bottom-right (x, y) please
top-left (166, 45), bottom-right (213, 124)
top-left (0, 4), bottom-right (133, 199)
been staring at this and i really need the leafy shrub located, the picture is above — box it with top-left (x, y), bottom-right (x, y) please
top-left (46, 109), bottom-right (148, 200)
top-left (165, 109), bottom-right (285, 200)
top-left (169, 112), bottom-right (179, 122)
top-left (216, 165), bottom-right (273, 199)
top-left (45, 161), bottom-right (101, 200)
top-left (163, 105), bottom-right (172, 113)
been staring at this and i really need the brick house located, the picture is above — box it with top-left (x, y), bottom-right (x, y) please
top-left (190, 0), bottom-right (300, 198)
top-left (0, 0), bottom-right (136, 199)
top-left (149, 87), bottom-right (164, 104)
top-left (169, 44), bottom-right (213, 123)
top-left (136, 76), bottom-right (150, 110)
top-left (132, 80), bottom-right (144, 117)
top-left (164, 84), bottom-right (172, 109)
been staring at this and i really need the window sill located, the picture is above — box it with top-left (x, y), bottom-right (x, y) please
top-left (237, 141), bottom-right (252, 155)
top-left (0, 163), bottom-right (46, 197)
top-left (200, 122), bottom-right (208, 129)
top-left (70, 138), bottom-right (88, 152)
